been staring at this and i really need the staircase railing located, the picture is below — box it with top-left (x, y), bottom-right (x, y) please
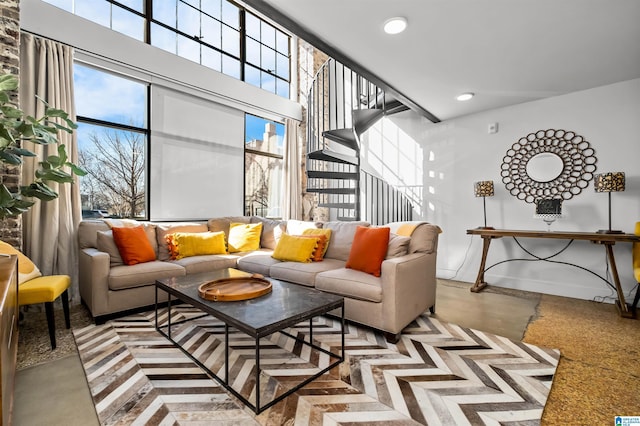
top-left (306, 58), bottom-right (413, 223)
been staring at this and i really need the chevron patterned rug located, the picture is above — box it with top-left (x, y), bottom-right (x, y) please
top-left (73, 306), bottom-right (559, 425)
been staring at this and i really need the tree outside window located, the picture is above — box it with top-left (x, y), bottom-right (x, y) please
top-left (74, 64), bottom-right (148, 218)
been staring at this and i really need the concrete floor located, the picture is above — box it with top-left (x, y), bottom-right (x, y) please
top-left (12, 280), bottom-right (541, 426)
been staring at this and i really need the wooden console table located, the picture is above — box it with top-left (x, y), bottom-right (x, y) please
top-left (466, 228), bottom-right (640, 318)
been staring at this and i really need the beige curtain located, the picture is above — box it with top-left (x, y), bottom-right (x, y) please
top-left (19, 34), bottom-right (82, 302)
top-left (282, 118), bottom-right (302, 220)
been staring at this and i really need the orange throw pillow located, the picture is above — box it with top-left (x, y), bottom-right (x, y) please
top-left (346, 226), bottom-right (390, 277)
top-left (112, 226), bottom-right (156, 265)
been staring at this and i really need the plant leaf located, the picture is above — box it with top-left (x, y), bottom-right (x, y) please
top-left (6, 147), bottom-right (36, 157)
top-left (35, 168), bottom-right (74, 183)
top-left (0, 150), bottom-right (22, 165)
top-left (21, 182), bottom-right (59, 201)
top-left (0, 74), bottom-right (18, 91)
top-left (67, 162), bottom-right (88, 176)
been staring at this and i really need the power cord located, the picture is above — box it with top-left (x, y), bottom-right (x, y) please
top-left (441, 234), bottom-right (475, 280)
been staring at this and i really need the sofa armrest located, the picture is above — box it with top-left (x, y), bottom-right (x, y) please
top-left (380, 251), bottom-right (437, 333)
top-left (79, 247), bottom-right (111, 318)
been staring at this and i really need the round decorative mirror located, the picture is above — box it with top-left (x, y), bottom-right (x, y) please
top-left (501, 129), bottom-right (597, 203)
top-left (525, 153), bottom-right (564, 182)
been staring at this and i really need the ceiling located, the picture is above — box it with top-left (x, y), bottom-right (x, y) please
top-left (244, 0), bottom-right (640, 122)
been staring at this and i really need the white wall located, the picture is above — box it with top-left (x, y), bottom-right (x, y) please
top-left (363, 78), bottom-right (640, 302)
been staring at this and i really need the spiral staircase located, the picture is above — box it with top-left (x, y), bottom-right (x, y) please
top-left (306, 58), bottom-right (414, 224)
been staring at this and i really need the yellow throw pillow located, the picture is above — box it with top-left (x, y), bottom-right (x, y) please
top-left (0, 241), bottom-right (42, 284)
top-left (272, 233), bottom-right (318, 263)
top-left (302, 228), bottom-right (332, 257)
top-left (166, 231), bottom-right (227, 259)
top-left (228, 222), bottom-right (263, 253)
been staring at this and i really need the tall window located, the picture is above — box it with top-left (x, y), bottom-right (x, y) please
top-left (244, 12), bottom-right (290, 98)
top-left (245, 115), bottom-right (284, 218)
top-left (45, 0), bottom-right (291, 98)
top-left (74, 64), bottom-right (149, 218)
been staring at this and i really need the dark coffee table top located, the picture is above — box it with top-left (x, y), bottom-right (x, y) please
top-left (156, 268), bottom-right (343, 337)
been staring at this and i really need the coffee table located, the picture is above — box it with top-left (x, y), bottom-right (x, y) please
top-left (155, 268), bottom-right (344, 414)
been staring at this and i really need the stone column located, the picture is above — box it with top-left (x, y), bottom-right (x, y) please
top-left (297, 38), bottom-right (329, 222)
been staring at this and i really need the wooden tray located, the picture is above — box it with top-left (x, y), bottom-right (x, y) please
top-left (197, 274), bottom-right (272, 302)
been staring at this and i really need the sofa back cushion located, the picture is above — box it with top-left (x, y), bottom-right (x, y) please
top-left (156, 222), bottom-right (209, 261)
top-left (386, 233), bottom-right (411, 258)
top-left (250, 216), bottom-right (286, 250)
top-left (386, 221), bottom-right (441, 254)
top-left (78, 220), bottom-right (111, 249)
top-left (322, 221), bottom-right (370, 261)
top-left (285, 219), bottom-right (322, 236)
top-left (207, 216), bottom-right (251, 236)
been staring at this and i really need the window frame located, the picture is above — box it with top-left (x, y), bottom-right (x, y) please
top-left (49, 0), bottom-right (292, 97)
top-left (75, 63), bottom-right (151, 219)
top-left (244, 113), bottom-right (285, 219)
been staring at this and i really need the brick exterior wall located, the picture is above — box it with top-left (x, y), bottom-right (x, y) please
top-left (0, 0), bottom-right (21, 247)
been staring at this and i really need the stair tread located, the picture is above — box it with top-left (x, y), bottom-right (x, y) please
top-left (322, 129), bottom-right (359, 150)
top-left (308, 149), bottom-right (358, 165)
top-left (306, 187), bottom-right (357, 194)
top-left (307, 170), bottom-right (358, 180)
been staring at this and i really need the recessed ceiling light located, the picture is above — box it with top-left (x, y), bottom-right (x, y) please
top-left (456, 92), bottom-right (474, 101)
top-left (383, 17), bottom-right (407, 35)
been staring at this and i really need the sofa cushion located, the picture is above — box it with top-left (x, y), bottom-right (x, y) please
top-left (97, 224), bottom-right (158, 266)
top-left (315, 268), bottom-right (382, 303)
top-left (112, 226), bottom-right (156, 265)
top-left (386, 233), bottom-right (410, 258)
top-left (269, 258), bottom-right (346, 287)
top-left (301, 228), bottom-right (332, 259)
top-left (207, 216), bottom-right (251, 236)
top-left (167, 231), bottom-right (227, 259)
top-left (386, 221), bottom-right (441, 254)
top-left (170, 254), bottom-right (239, 274)
top-left (97, 231), bottom-right (124, 266)
top-left (78, 220), bottom-right (111, 249)
top-left (286, 219), bottom-right (322, 235)
top-left (236, 249), bottom-right (280, 276)
top-left (250, 216), bottom-right (286, 249)
top-left (345, 226), bottom-right (390, 277)
top-left (156, 222), bottom-right (209, 261)
top-left (108, 261), bottom-right (185, 291)
top-left (322, 221), bottom-right (370, 261)
top-left (228, 222), bottom-right (262, 252)
top-left (272, 233), bottom-right (317, 263)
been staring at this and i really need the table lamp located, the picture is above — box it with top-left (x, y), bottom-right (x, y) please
top-left (594, 171), bottom-right (625, 234)
top-left (474, 180), bottom-right (494, 229)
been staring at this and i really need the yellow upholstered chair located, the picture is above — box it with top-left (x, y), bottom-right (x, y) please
top-left (631, 222), bottom-right (640, 313)
top-left (19, 275), bottom-right (71, 349)
top-left (0, 241), bottom-right (71, 349)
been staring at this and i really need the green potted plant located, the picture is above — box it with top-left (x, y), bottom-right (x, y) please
top-left (0, 73), bottom-right (86, 219)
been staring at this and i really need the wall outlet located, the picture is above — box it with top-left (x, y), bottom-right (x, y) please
top-left (488, 122), bottom-right (499, 134)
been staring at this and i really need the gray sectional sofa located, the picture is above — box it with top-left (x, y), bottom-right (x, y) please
top-left (77, 216), bottom-right (441, 341)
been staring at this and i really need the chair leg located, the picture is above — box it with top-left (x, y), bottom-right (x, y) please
top-left (44, 301), bottom-right (57, 350)
top-left (632, 283), bottom-right (640, 313)
top-left (62, 290), bottom-right (71, 329)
